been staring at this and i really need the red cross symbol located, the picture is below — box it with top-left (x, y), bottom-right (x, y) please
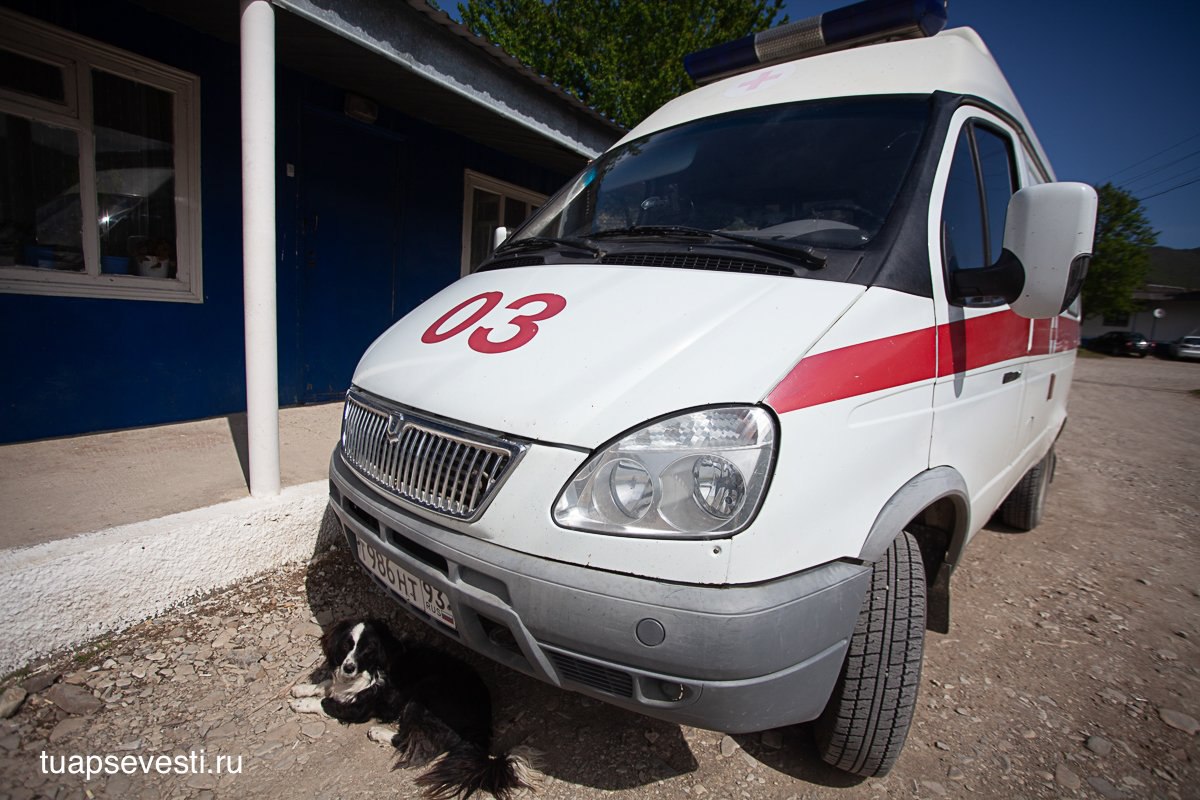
top-left (739, 70), bottom-right (783, 91)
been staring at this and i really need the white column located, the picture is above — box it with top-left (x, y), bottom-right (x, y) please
top-left (240, 0), bottom-right (280, 497)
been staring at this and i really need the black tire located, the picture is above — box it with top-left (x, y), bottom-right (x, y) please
top-left (814, 531), bottom-right (926, 777)
top-left (999, 446), bottom-right (1055, 531)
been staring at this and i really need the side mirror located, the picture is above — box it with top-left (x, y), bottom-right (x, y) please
top-left (492, 226), bottom-right (509, 251)
top-left (1003, 182), bottom-right (1097, 319)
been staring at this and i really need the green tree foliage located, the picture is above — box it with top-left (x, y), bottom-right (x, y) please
top-left (1083, 183), bottom-right (1158, 320)
top-left (456, 0), bottom-right (786, 128)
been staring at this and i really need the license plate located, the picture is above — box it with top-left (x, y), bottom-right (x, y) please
top-left (356, 538), bottom-right (456, 630)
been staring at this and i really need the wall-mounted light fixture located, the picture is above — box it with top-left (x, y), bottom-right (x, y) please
top-left (344, 93), bottom-right (379, 124)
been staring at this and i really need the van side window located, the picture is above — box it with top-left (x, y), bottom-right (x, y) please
top-left (941, 129), bottom-right (985, 272)
top-left (975, 127), bottom-right (1017, 265)
top-left (940, 121), bottom-right (1018, 275)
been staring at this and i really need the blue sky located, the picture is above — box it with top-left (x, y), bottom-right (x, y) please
top-left (783, 1), bottom-right (1200, 248)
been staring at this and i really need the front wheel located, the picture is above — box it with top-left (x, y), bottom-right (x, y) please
top-left (813, 531), bottom-right (926, 777)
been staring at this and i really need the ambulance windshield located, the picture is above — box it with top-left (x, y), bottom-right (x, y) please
top-left (514, 96), bottom-right (929, 253)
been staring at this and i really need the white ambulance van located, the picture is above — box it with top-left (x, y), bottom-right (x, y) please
top-left (326, 0), bottom-right (1097, 776)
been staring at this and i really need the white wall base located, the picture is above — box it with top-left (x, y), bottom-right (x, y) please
top-left (0, 480), bottom-right (340, 674)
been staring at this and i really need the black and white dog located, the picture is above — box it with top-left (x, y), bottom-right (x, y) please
top-left (291, 618), bottom-right (535, 799)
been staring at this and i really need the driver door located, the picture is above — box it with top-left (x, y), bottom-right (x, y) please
top-left (929, 110), bottom-right (1031, 528)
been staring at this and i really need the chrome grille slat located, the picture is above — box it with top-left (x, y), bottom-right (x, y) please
top-left (439, 442), bottom-right (462, 506)
top-left (417, 433), bottom-right (440, 503)
top-left (435, 438), bottom-right (455, 501)
top-left (399, 427), bottom-right (420, 490)
top-left (368, 411), bottom-right (385, 480)
top-left (369, 414), bottom-right (386, 481)
top-left (469, 452), bottom-right (493, 511)
top-left (457, 449), bottom-right (482, 515)
top-left (340, 391), bottom-right (521, 521)
top-left (405, 428), bottom-right (424, 491)
top-left (381, 427), bottom-right (400, 487)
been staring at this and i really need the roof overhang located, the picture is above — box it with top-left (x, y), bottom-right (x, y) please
top-left (133, 0), bottom-right (622, 173)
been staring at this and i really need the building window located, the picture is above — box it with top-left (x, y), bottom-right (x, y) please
top-left (0, 10), bottom-right (201, 303)
top-left (461, 170), bottom-right (545, 275)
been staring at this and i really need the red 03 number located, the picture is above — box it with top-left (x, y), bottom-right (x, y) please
top-left (420, 291), bottom-right (566, 354)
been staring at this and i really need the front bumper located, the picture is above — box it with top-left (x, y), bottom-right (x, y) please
top-left (328, 449), bottom-right (870, 733)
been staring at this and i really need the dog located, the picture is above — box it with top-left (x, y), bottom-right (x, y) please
top-left (290, 618), bottom-right (535, 799)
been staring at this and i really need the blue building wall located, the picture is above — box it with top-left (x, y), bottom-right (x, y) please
top-left (0, 0), bottom-right (571, 442)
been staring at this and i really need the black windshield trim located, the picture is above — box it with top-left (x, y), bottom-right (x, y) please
top-left (590, 225), bottom-right (825, 269)
top-left (494, 235), bottom-right (602, 257)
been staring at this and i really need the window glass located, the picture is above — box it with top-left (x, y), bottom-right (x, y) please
top-left (503, 199), bottom-right (530, 230)
top-left (92, 70), bottom-right (176, 277)
top-left (469, 189), bottom-right (500, 271)
top-left (518, 98), bottom-right (929, 251)
top-left (462, 173), bottom-right (546, 273)
top-left (975, 126), bottom-right (1016, 265)
top-left (940, 128), bottom-right (985, 272)
top-left (0, 12), bottom-right (201, 302)
top-left (0, 47), bottom-right (65, 103)
top-left (0, 111), bottom-right (83, 270)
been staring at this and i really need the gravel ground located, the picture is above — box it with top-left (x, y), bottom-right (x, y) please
top-left (1, 354), bottom-right (1197, 800)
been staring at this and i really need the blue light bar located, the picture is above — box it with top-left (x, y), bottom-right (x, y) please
top-left (684, 0), bottom-right (948, 84)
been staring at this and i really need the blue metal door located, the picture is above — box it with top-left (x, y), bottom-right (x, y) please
top-left (295, 108), bottom-right (404, 403)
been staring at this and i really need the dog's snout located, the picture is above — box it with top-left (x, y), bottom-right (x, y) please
top-left (342, 660), bottom-right (357, 676)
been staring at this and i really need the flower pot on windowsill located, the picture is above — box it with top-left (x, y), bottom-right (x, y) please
top-left (137, 257), bottom-right (172, 278)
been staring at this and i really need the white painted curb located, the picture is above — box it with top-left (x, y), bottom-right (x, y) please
top-left (0, 480), bottom-right (339, 674)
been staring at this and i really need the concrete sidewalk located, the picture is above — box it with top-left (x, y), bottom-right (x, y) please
top-left (0, 402), bottom-right (344, 550)
top-left (0, 403), bottom-right (346, 673)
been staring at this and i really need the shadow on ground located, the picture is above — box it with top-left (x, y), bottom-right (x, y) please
top-left (225, 412), bottom-right (250, 490)
top-left (733, 728), bottom-right (868, 789)
top-left (301, 540), bottom-right (699, 791)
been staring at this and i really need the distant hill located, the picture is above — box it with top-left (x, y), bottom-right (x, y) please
top-left (1148, 246), bottom-right (1200, 289)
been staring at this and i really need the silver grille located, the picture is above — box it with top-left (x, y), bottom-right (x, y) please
top-left (341, 390), bottom-right (524, 521)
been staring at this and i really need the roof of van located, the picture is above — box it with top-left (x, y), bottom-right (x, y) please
top-left (622, 28), bottom-right (1054, 179)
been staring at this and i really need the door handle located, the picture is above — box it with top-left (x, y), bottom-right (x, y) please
top-left (1003, 371), bottom-right (1022, 384)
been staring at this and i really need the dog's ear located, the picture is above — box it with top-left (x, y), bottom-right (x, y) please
top-left (319, 619), bottom-right (355, 663)
top-left (363, 617), bottom-right (405, 655)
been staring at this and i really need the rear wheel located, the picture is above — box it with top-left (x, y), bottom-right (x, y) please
top-left (814, 531), bottom-right (926, 777)
top-left (999, 446), bottom-right (1055, 531)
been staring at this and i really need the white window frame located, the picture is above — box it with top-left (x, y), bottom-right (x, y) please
top-left (0, 10), bottom-right (202, 303)
top-left (460, 169), bottom-right (546, 276)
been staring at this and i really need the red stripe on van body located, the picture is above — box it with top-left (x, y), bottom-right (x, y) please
top-left (766, 310), bottom-right (1078, 414)
top-left (1058, 316), bottom-right (1081, 351)
top-left (934, 309), bottom-right (1030, 376)
top-left (1029, 316), bottom-right (1081, 355)
top-left (765, 327), bottom-right (937, 413)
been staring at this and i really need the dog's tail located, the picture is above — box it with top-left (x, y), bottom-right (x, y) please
top-left (416, 742), bottom-right (538, 800)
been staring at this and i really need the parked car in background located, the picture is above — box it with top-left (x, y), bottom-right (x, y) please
top-left (1088, 331), bottom-right (1151, 357)
top-left (1167, 335), bottom-right (1200, 360)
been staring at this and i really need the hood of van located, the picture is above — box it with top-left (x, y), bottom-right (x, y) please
top-left (352, 265), bottom-right (865, 448)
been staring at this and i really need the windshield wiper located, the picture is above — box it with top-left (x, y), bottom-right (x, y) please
top-left (495, 235), bottom-right (602, 257)
top-left (591, 225), bottom-right (826, 269)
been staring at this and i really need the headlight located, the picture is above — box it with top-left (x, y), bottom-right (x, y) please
top-left (553, 407), bottom-right (777, 538)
